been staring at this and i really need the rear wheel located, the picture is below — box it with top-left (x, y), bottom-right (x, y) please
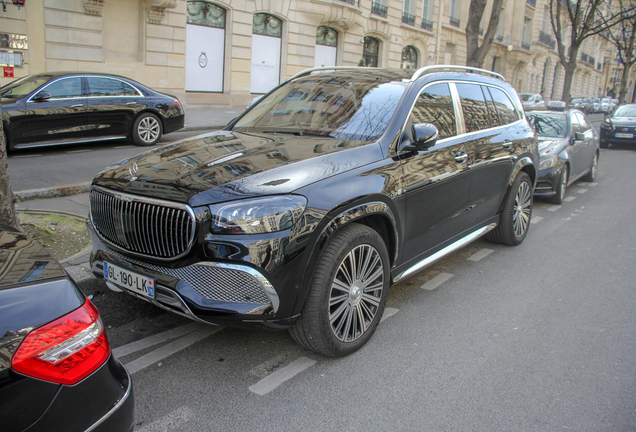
top-left (582, 152), bottom-right (598, 182)
top-left (132, 113), bottom-right (162, 146)
top-left (289, 223), bottom-right (389, 357)
top-left (487, 172), bottom-right (533, 246)
top-left (548, 165), bottom-right (568, 204)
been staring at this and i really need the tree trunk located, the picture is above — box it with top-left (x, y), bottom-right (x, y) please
top-left (560, 57), bottom-right (578, 104)
top-left (465, 0), bottom-right (505, 68)
top-left (618, 63), bottom-right (632, 104)
top-left (0, 119), bottom-right (19, 228)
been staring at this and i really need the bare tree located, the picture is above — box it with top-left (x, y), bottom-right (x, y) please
top-left (604, 0), bottom-right (636, 104)
top-left (550, 0), bottom-right (636, 104)
top-left (466, 0), bottom-right (506, 68)
top-left (0, 118), bottom-right (19, 228)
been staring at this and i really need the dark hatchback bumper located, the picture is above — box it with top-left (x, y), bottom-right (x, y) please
top-left (600, 129), bottom-right (636, 146)
top-left (26, 355), bottom-right (134, 432)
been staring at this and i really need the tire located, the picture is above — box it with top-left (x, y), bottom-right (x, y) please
top-left (289, 223), bottom-right (390, 357)
top-left (132, 113), bottom-right (162, 146)
top-left (548, 165), bottom-right (568, 204)
top-left (582, 152), bottom-right (598, 182)
top-left (486, 172), bottom-right (533, 246)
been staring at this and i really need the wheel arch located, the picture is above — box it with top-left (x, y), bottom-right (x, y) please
top-left (132, 109), bottom-right (165, 133)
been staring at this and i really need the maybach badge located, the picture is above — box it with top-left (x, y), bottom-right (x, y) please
top-left (198, 52), bottom-right (208, 68)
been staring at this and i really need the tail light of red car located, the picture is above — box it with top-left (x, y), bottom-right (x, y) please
top-left (12, 298), bottom-right (111, 386)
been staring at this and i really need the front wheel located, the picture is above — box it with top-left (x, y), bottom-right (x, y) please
top-left (487, 172), bottom-right (533, 246)
top-left (289, 223), bottom-right (390, 357)
top-left (132, 113), bottom-right (162, 146)
top-left (582, 152), bottom-right (598, 182)
top-left (548, 165), bottom-right (568, 204)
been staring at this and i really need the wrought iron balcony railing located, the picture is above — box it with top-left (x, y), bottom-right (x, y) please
top-left (538, 31), bottom-right (556, 50)
top-left (450, 16), bottom-right (460, 27)
top-left (421, 19), bottom-right (433, 31)
top-left (371, 1), bottom-right (387, 17)
top-left (526, 0), bottom-right (537, 7)
top-left (402, 12), bottom-right (416, 26)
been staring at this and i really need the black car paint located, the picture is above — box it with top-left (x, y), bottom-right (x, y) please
top-left (1, 72), bottom-right (184, 150)
top-left (600, 104), bottom-right (636, 146)
top-left (0, 225), bottom-right (134, 432)
top-left (88, 69), bottom-right (538, 331)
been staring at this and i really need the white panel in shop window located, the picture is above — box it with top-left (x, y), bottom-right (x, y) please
top-left (250, 34), bottom-right (281, 94)
top-left (185, 25), bottom-right (224, 92)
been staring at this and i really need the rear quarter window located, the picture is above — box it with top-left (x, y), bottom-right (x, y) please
top-left (487, 87), bottom-right (520, 125)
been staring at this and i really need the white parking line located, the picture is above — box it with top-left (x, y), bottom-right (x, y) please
top-left (11, 154), bottom-right (42, 158)
top-left (577, 189), bottom-right (588, 194)
top-left (249, 357), bottom-right (316, 395)
top-left (381, 308), bottom-right (399, 322)
top-left (564, 196), bottom-right (577, 202)
top-left (113, 145), bottom-right (134, 149)
top-left (421, 273), bottom-right (453, 291)
top-left (548, 205), bottom-right (561, 212)
top-left (112, 322), bottom-right (210, 358)
top-left (531, 216), bottom-right (544, 224)
top-left (124, 325), bottom-right (222, 374)
top-left (468, 248), bottom-right (494, 262)
top-left (588, 182), bottom-right (598, 187)
top-left (136, 406), bottom-right (195, 432)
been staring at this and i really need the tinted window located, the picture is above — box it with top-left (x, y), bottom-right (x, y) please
top-left (411, 83), bottom-right (456, 139)
top-left (87, 77), bottom-right (138, 97)
top-left (527, 112), bottom-right (566, 138)
top-left (575, 112), bottom-right (591, 132)
top-left (43, 77), bottom-right (83, 98)
top-left (613, 105), bottom-right (636, 117)
top-left (481, 85), bottom-right (501, 128)
top-left (455, 83), bottom-right (491, 132)
top-left (570, 112), bottom-right (583, 134)
top-left (488, 87), bottom-right (519, 125)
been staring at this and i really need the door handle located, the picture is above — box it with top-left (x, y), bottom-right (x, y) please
top-left (454, 152), bottom-right (468, 163)
top-left (126, 102), bottom-right (137, 105)
top-left (71, 104), bottom-right (84, 108)
top-left (502, 140), bottom-right (513, 149)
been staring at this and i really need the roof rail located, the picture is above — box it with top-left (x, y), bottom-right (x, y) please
top-left (289, 66), bottom-right (375, 81)
top-left (410, 65), bottom-right (505, 82)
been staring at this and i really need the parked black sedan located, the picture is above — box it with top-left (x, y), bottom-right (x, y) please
top-left (527, 110), bottom-right (599, 204)
top-left (600, 103), bottom-right (636, 148)
top-left (1, 72), bottom-right (184, 150)
top-left (0, 224), bottom-right (134, 431)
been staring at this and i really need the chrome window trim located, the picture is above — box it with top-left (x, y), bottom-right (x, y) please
top-left (27, 76), bottom-right (84, 103)
top-left (89, 186), bottom-right (197, 262)
top-left (84, 76), bottom-right (144, 98)
top-left (26, 75), bottom-right (145, 103)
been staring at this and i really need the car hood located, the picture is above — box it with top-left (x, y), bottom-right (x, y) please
top-left (609, 117), bottom-right (636, 127)
top-left (92, 130), bottom-right (384, 206)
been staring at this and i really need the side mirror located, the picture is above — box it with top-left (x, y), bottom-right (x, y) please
top-left (412, 123), bottom-right (438, 149)
top-left (33, 91), bottom-right (51, 101)
top-left (573, 132), bottom-right (585, 143)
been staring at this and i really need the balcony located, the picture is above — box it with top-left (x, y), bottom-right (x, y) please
top-left (421, 18), bottom-right (433, 31)
top-left (371, 1), bottom-right (387, 17)
top-left (538, 31), bottom-right (556, 50)
top-left (588, 56), bottom-right (595, 66)
top-left (450, 16), bottom-right (460, 27)
top-left (526, 0), bottom-right (537, 7)
top-left (496, 34), bottom-right (504, 42)
top-left (597, 62), bottom-right (603, 71)
top-left (402, 11), bottom-right (416, 26)
top-left (338, 0), bottom-right (357, 5)
top-left (521, 41), bottom-right (531, 50)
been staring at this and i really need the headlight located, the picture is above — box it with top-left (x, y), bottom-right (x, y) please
top-left (209, 195), bottom-right (307, 234)
top-left (539, 156), bottom-right (557, 170)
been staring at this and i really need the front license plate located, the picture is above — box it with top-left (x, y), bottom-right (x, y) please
top-left (104, 261), bottom-right (155, 299)
top-left (616, 133), bottom-right (633, 138)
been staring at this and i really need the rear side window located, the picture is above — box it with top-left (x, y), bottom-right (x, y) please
top-left (456, 83), bottom-right (491, 132)
top-left (488, 87), bottom-right (520, 125)
top-left (87, 77), bottom-right (138, 97)
top-left (481, 86), bottom-right (501, 127)
top-left (411, 83), bottom-right (457, 139)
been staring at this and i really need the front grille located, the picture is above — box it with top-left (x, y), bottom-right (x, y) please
top-left (90, 188), bottom-right (195, 259)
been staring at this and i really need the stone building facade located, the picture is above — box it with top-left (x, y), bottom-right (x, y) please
top-left (0, 0), bottom-right (607, 108)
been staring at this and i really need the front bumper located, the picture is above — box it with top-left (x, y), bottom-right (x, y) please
top-left (88, 223), bottom-right (291, 329)
top-left (600, 128), bottom-right (636, 145)
top-left (533, 164), bottom-right (564, 197)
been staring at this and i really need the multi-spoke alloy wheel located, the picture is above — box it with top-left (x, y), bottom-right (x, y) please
top-left (329, 244), bottom-right (384, 343)
top-left (486, 172), bottom-right (533, 246)
top-left (133, 113), bottom-right (162, 146)
top-left (289, 223), bottom-right (389, 357)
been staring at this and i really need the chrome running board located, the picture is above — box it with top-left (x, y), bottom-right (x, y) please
top-left (393, 223), bottom-right (497, 283)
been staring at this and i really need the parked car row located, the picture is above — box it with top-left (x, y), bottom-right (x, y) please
top-left (568, 97), bottom-right (618, 114)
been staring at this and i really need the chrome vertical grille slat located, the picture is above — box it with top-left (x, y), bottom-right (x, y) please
top-left (89, 187), bottom-right (196, 260)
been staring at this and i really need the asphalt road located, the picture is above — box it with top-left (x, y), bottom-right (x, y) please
top-left (6, 129), bottom-right (216, 192)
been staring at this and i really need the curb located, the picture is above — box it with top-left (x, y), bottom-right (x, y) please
top-left (15, 182), bottom-right (92, 200)
top-left (182, 125), bottom-right (226, 132)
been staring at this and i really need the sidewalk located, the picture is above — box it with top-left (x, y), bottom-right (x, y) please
top-left (183, 107), bottom-right (245, 131)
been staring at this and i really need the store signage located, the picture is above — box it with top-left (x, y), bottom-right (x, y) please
top-left (0, 34), bottom-right (28, 50)
top-left (4, 67), bottom-right (15, 77)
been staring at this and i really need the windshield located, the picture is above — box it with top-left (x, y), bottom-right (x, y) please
top-left (0, 75), bottom-right (51, 101)
top-left (233, 75), bottom-right (406, 142)
top-left (583, 98), bottom-right (591, 103)
top-left (593, 98), bottom-right (600, 103)
top-left (570, 98), bottom-right (581, 104)
top-left (613, 105), bottom-right (636, 117)
top-left (527, 112), bottom-right (567, 138)
top-left (519, 94), bottom-right (533, 102)
top-left (602, 98), bottom-right (610, 103)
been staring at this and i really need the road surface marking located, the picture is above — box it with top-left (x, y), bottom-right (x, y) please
top-left (588, 182), bottom-right (598, 187)
top-left (381, 308), bottom-right (399, 322)
top-left (249, 357), bottom-right (316, 395)
top-left (468, 248), bottom-right (494, 262)
top-left (66, 149), bottom-right (91, 153)
top-left (11, 154), bottom-right (42, 158)
top-left (577, 189), bottom-right (588, 194)
top-left (112, 322), bottom-right (211, 358)
top-left (124, 326), bottom-right (222, 374)
top-left (548, 205), bottom-right (561, 212)
top-left (136, 406), bottom-right (195, 432)
top-left (531, 216), bottom-right (544, 224)
top-left (564, 196), bottom-right (576, 202)
top-left (422, 273), bottom-right (453, 290)
top-left (114, 145), bottom-right (134, 149)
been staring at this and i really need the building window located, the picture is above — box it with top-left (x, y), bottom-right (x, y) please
top-left (251, 13), bottom-right (283, 93)
top-left (0, 50), bottom-right (23, 67)
top-left (316, 26), bottom-right (337, 47)
top-left (253, 13), bottom-right (282, 38)
top-left (315, 26), bottom-right (338, 67)
top-left (186, 1), bottom-right (226, 28)
top-left (363, 36), bottom-right (380, 67)
top-left (402, 46), bottom-right (418, 69)
top-left (449, 0), bottom-right (460, 27)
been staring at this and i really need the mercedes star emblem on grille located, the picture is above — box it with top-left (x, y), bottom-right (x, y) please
top-left (129, 163), bottom-right (139, 181)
